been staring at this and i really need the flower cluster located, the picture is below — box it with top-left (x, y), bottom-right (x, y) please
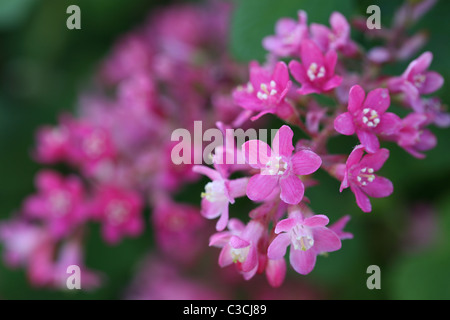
top-left (0, 2), bottom-right (245, 289)
top-left (194, 0), bottom-right (447, 286)
top-left (0, 0), bottom-right (447, 293)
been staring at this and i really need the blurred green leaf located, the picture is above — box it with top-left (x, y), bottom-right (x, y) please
top-left (0, 0), bottom-right (37, 29)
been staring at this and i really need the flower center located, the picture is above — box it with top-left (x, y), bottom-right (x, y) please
top-left (290, 224), bottom-right (314, 251)
top-left (106, 200), bottom-right (129, 225)
top-left (413, 74), bottom-right (426, 88)
top-left (83, 130), bottom-right (106, 158)
top-left (49, 191), bottom-right (72, 216)
top-left (201, 180), bottom-right (227, 202)
top-left (231, 245), bottom-right (250, 263)
top-left (256, 81), bottom-right (278, 101)
top-left (361, 108), bottom-right (380, 128)
top-left (307, 63), bottom-right (326, 81)
top-left (357, 167), bottom-right (375, 186)
top-left (262, 156), bottom-right (289, 176)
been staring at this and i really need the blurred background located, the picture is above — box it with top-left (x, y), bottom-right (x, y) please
top-left (0, 0), bottom-right (449, 299)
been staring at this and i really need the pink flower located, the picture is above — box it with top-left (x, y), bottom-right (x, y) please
top-left (242, 125), bottom-right (322, 205)
top-left (193, 165), bottom-right (248, 231)
top-left (262, 10), bottom-right (308, 57)
top-left (152, 199), bottom-right (207, 264)
top-left (310, 12), bottom-right (358, 56)
top-left (0, 220), bottom-right (46, 267)
top-left (209, 219), bottom-right (264, 280)
top-left (92, 185), bottom-right (144, 244)
top-left (340, 145), bottom-right (393, 213)
top-left (34, 125), bottom-right (70, 164)
top-left (23, 170), bottom-right (88, 238)
top-left (232, 61), bottom-right (293, 121)
top-left (388, 52), bottom-right (444, 111)
top-left (334, 85), bottom-right (401, 153)
top-left (267, 210), bottom-right (341, 275)
top-left (289, 39), bottom-right (342, 95)
top-left (393, 113), bottom-right (437, 159)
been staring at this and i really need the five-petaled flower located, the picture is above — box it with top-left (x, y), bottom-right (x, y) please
top-left (388, 51), bottom-right (444, 111)
top-left (242, 125), bottom-right (322, 205)
top-left (193, 165), bottom-right (248, 231)
top-left (340, 145), bottom-right (393, 213)
top-left (334, 85), bottom-right (401, 153)
top-left (268, 210), bottom-right (341, 275)
top-left (209, 219), bottom-right (264, 280)
top-left (233, 61), bottom-right (293, 121)
top-left (289, 39), bottom-right (342, 95)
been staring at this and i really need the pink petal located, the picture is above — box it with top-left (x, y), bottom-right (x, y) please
top-left (304, 214), bottom-right (330, 227)
top-left (324, 50), bottom-right (338, 74)
top-left (275, 17), bottom-right (297, 35)
top-left (310, 23), bottom-right (331, 52)
top-left (274, 218), bottom-right (297, 234)
top-left (361, 176), bottom-right (393, 198)
top-left (409, 51), bottom-right (433, 76)
top-left (232, 89), bottom-right (263, 111)
top-left (272, 62), bottom-right (290, 88)
top-left (246, 174), bottom-right (279, 201)
top-left (265, 258), bottom-right (286, 288)
top-left (300, 39), bottom-right (324, 68)
top-left (291, 149), bottom-right (322, 175)
top-left (329, 215), bottom-right (354, 240)
top-left (356, 129), bottom-right (379, 153)
top-left (229, 235), bottom-right (250, 249)
top-left (289, 60), bottom-right (308, 84)
top-left (421, 71), bottom-right (444, 94)
top-left (215, 203), bottom-right (229, 231)
top-left (348, 85), bottom-right (365, 114)
top-left (242, 140), bottom-right (272, 168)
top-left (209, 232), bottom-right (232, 247)
top-left (323, 75), bottom-right (343, 91)
top-left (267, 233), bottom-right (291, 260)
top-left (241, 246), bottom-right (258, 272)
top-left (201, 197), bottom-right (226, 219)
top-left (346, 145), bottom-right (365, 168)
top-left (334, 112), bottom-right (356, 135)
top-left (249, 61), bottom-right (270, 88)
top-left (375, 112), bottom-right (401, 136)
top-left (359, 148), bottom-right (389, 171)
top-left (192, 165), bottom-right (222, 181)
top-left (330, 12), bottom-right (350, 36)
top-left (272, 125), bottom-right (294, 157)
top-left (312, 227), bottom-right (341, 252)
top-left (289, 248), bottom-right (317, 275)
top-left (227, 178), bottom-right (249, 199)
top-left (279, 174), bottom-right (305, 205)
top-left (218, 245), bottom-right (233, 267)
top-left (363, 88), bottom-right (390, 114)
top-left (351, 185), bottom-right (372, 213)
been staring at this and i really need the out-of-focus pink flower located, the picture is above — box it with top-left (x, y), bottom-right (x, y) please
top-left (393, 112), bottom-right (437, 159)
top-left (152, 199), bottom-right (207, 264)
top-left (242, 125), bottom-right (322, 205)
top-left (23, 170), bottom-right (88, 238)
top-left (421, 97), bottom-right (450, 128)
top-left (209, 219), bottom-right (264, 280)
top-left (126, 255), bottom-right (228, 300)
top-left (92, 185), bottom-right (144, 244)
top-left (233, 61), bottom-right (294, 121)
top-left (262, 10), bottom-right (308, 57)
top-left (34, 125), bottom-right (70, 164)
top-left (334, 85), bottom-right (400, 153)
top-left (388, 52), bottom-right (444, 111)
top-left (310, 12), bottom-right (358, 56)
top-left (0, 220), bottom-right (46, 267)
top-left (268, 210), bottom-right (341, 275)
top-left (340, 145), bottom-right (393, 213)
top-left (289, 40), bottom-right (342, 95)
top-left (193, 165), bottom-right (248, 231)
top-left (52, 240), bottom-right (102, 290)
